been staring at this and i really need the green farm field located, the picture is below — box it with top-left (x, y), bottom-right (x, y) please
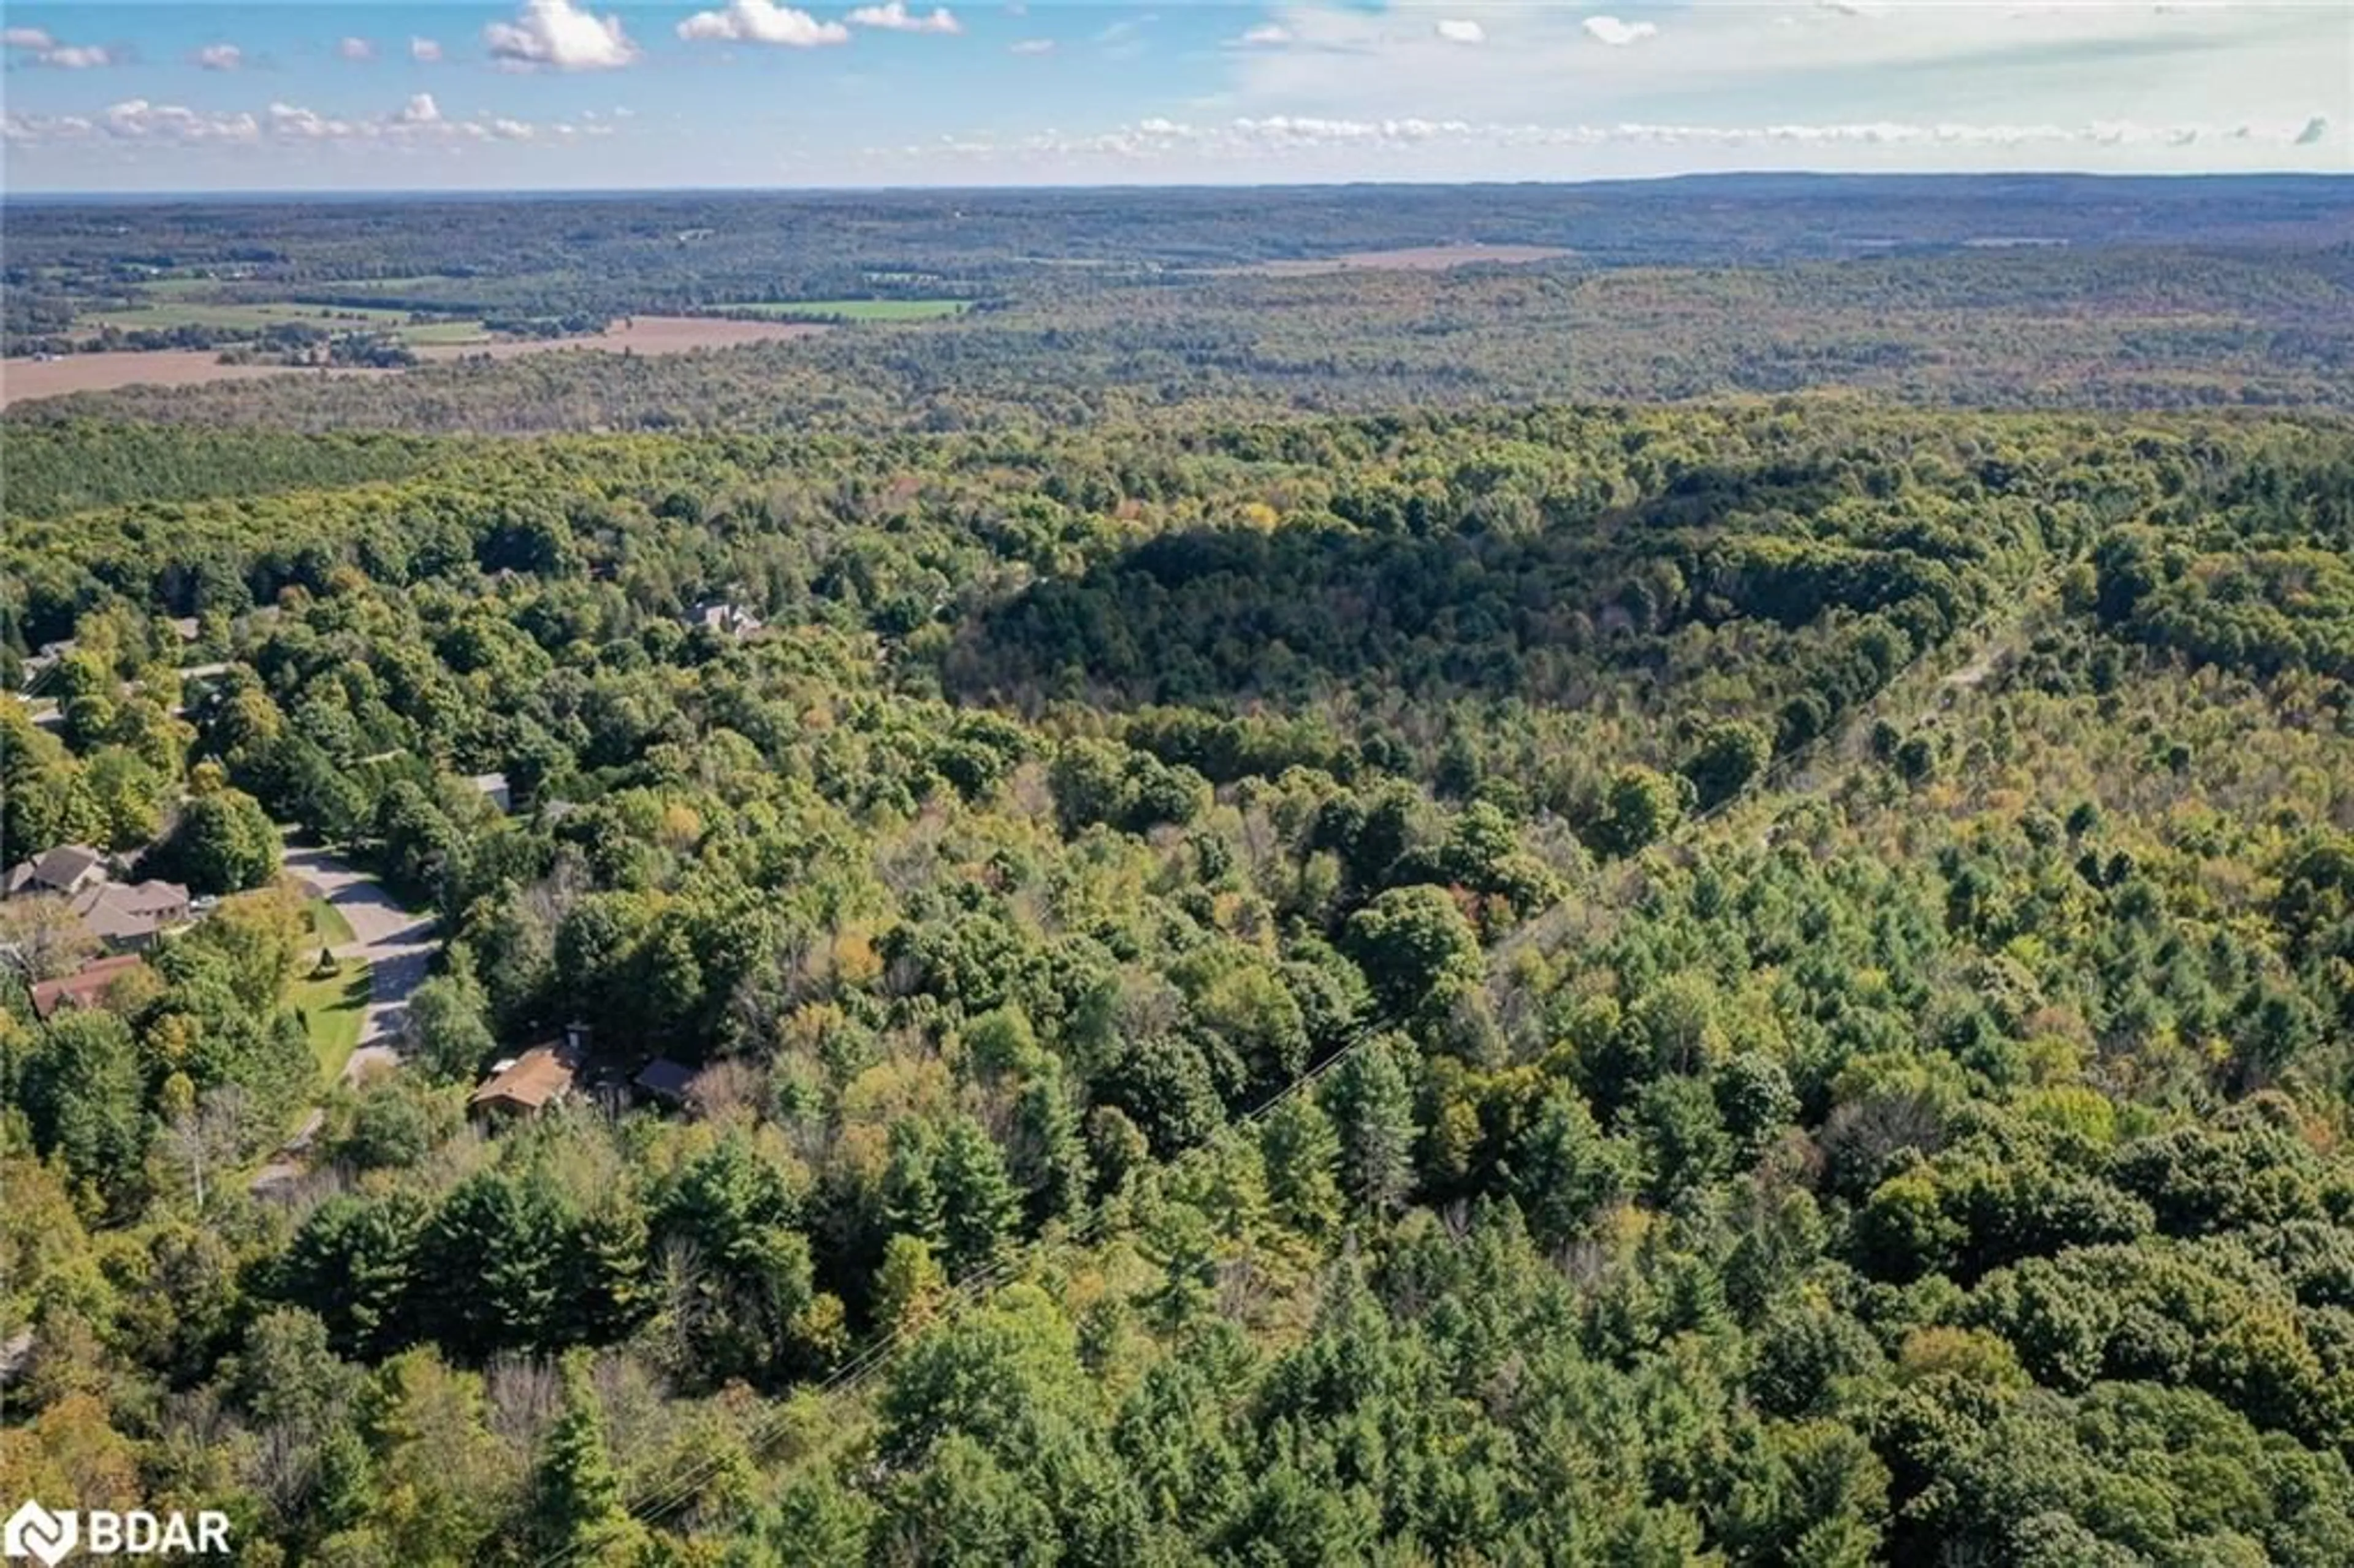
top-left (138, 276), bottom-right (253, 298)
top-left (77, 300), bottom-right (490, 344)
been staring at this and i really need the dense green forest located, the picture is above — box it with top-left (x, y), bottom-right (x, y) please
top-left (7, 379), bottom-right (2354, 1564)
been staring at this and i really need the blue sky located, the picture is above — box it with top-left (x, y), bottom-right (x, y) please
top-left (3, 2), bottom-right (2346, 191)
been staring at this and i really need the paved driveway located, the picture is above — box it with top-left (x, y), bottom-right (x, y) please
top-left (283, 843), bottom-right (438, 1084)
top-left (252, 846), bottom-right (439, 1191)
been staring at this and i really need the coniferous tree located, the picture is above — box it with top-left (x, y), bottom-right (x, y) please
top-left (1260, 1093), bottom-right (1346, 1241)
top-left (936, 1114), bottom-right (1021, 1281)
top-left (1008, 1069), bottom-right (1094, 1225)
top-left (1323, 1037), bottom-right (1420, 1216)
top-left (531, 1353), bottom-right (642, 1563)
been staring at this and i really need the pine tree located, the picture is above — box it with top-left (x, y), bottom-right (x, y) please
top-left (882, 1119), bottom-right (946, 1246)
top-left (1009, 1070), bottom-right (1094, 1225)
top-left (1141, 1200), bottom-right (1221, 1334)
top-left (937, 1114), bottom-right (1021, 1280)
top-left (1323, 1036), bottom-right (1420, 1216)
top-left (532, 1353), bottom-right (642, 1562)
top-left (420, 1170), bottom-right (562, 1358)
top-left (1261, 1094), bottom-right (1345, 1241)
top-left (1510, 1088), bottom-right (1632, 1247)
top-left (571, 1187), bottom-right (652, 1345)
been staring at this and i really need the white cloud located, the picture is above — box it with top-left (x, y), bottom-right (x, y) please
top-left (1010, 38), bottom-right (1056, 55)
top-left (897, 112), bottom-right (2344, 169)
top-left (1582, 17), bottom-right (1657, 47)
top-left (486, 0), bottom-right (639, 70)
top-left (1237, 25), bottom-right (1292, 46)
top-left (2295, 115), bottom-right (2331, 145)
top-left (1, 93), bottom-right (611, 151)
top-left (116, 101), bottom-right (258, 142)
top-left (194, 43), bottom-right (245, 71)
top-left (268, 102), bottom-right (348, 140)
top-left (848, 3), bottom-right (963, 34)
top-left (6, 29), bottom-right (117, 69)
top-left (1225, 2), bottom-right (2344, 147)
top-left (339, 37), bottom-right (377, 62)
top-left (409, 36), bottom-right (444, 63)
top-left (677, 1), bottom-right (851, 46)
top-left (1433, 20), bottom-right (1485, 45)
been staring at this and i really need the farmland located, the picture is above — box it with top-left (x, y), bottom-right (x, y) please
top-left (720, 298), bottom-right (973, 322)
top-left (1228, 241), bottom-right (1577, 275)
top-left (76, 300), bottom-right (491, 344)
top-left (0, 314), bottom-right (831, 406)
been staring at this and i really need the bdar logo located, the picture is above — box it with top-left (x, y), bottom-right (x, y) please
top-left (2, 1500), bottom-right (227, 1562)
top-left (2, 1501), bottom-right (77, 1567)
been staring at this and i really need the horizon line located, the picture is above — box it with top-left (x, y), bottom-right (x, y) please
top-left (6, 167), bottom-right (2351, 204)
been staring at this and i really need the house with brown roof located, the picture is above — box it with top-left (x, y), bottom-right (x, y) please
top-left (470, 1043), bottom-right (582, 1118)
top-left (4, 844), bottom-right (108, 899)
top-left (69, 879), bottom-right (192, 951)
top-left (29, 954), bottom-right (148, 1021)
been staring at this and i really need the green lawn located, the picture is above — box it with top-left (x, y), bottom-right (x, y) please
top-left (141, 275), bottom-right (248, 298)
top-left (322, 275), bottom-right (469, 291)
top-left (305, 897), bottom-right (357, 948)
top-left (396, 319), bottom-right (497, 345)
top-left (728, 299), bottom-right (971, 322)
top-left (78, 299), bottom-right (489, 344)
top-left (291, 956), bottom-right (370, 1081)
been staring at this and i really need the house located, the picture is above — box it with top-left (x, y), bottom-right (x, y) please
top-left (4, 845), bottom-right (192, 951)
top-left (468, 772), bottom-right (513, 813)
top-left (684, 599), bottom-right (763, 639)
top-left (29, 954), bottom-right (148, 1021)
top-left (633, 1057), bottom-right (697, 1108)
top-left (470, 1042), bottom-right (581, 1118)
top-left (4, 844), bottom-right (108, 899)
top-left (69, 879), bottom-right (192, 951)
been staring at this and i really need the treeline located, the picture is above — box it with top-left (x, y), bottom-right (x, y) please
top-left (2, 421), bottom-right (441, 522)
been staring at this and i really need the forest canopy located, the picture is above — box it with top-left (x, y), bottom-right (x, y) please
top-left (5, 389), bottom-right (2354, 1564)
top-left (6, 175), bottom-right (2354, 1567)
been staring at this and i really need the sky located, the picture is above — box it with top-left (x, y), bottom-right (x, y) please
top-left (1, 1), bottom-right (2347, 191)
